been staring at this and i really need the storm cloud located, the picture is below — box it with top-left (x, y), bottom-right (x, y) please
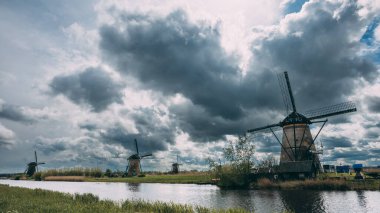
top-left (367, 96), bottom-right (380, 113)
top-left (100, 107), bottom-right (176, 153)
top-left (1, 0), bottom-right (380, 172)
top-left (0, 100), bottom-right (34, 123)
top-left (250, 0), bottom-right (377, 110)
top-left (50, 67), bottom-right (124, 112)
top-left (323, 136), bottom-right (353, 149)
top-left (99, 2), bottom-right (377, 143)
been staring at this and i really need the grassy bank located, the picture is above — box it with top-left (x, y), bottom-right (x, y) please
top-left (86, 173), bottom-right (212, 184)
top-left (253, 178), bottom-right (380, 190)
top-left (0, 184), bottom-right (246, 213)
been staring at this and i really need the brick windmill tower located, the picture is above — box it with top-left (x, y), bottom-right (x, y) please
top-left (171, 155), bottom-right (182, 174)
top-left (126, 139), bottom-right (152, 176)
top-left (247, 71), bottom-right (356, 179)
top-left (25, 151), bottom-right (45, 177)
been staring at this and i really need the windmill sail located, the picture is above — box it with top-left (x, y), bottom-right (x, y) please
top-left (277, 72), bottom-right (292, 114)
top-left (247, 123), bottom-right (281, 133)
top-left (283, 72), bottom-right (297, 112)
top-left (140, 153), bottom-right (152, 158)
top-left (304, 101), bottom-right (356, 120)
top-left (134, 139), bottom-right (139, 155)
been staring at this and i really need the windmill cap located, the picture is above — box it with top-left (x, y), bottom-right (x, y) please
top-left (281, 111), bottom-right (311, 126)
top-left (128, 154), bottom-right (141, 160)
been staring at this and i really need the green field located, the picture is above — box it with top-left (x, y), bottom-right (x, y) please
top-left (0, 184), bottom-right (247, 213)
top-left (86, 173), bottom-right (213, 184)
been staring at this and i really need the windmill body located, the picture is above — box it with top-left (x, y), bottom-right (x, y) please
top-left (248, 72), bottom-right (356, 179)
top-left (25, 151), bottom-right (45, 177)
top-left (126, 139), bottom-right (152, 176)
top-left (171, 155), bottom-right (182, 174)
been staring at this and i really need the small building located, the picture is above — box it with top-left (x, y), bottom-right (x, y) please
top-left (336, 165), bottom-right (350, 173)
top-left (323, 165), bottom-right (336, 173)
top-left (276, 160), bottom-right (318, 179)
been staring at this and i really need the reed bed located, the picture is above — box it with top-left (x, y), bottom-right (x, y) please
top-left (34, 167), bottom-right (102, 180)
top-left (44, 176), bottom-right (85, 182)
top-left (89, 173), bottom-right (212, 184)
top-left (0, 184), bottom-right (248, 213)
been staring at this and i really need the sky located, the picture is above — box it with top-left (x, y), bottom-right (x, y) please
top-left (0, 0), bottom-right (380, 173)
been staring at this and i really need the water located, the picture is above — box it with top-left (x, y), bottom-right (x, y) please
top-left (1, 180), bottom-right (380, 212)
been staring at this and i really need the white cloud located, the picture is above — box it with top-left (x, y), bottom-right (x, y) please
top-left (375, 25), bottom-right (380, 42)
top-left (0, 123), bottom-right (16, 147)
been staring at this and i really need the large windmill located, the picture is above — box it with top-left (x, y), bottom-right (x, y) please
top-left (126, 139), bottom-right (152, 176)
top-left (171, 155), bottom-right (183, 174)
top-left (247, 71), bottom-right (356, 178)
top-left (25, 151), bottom-right (45, 177)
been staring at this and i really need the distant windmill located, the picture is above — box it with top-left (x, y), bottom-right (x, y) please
top-left (247, 71), bottom-right (356, 178)
top-left (24, 151), bottom-right (45, 177)
top-left (126, 139), bottom-right (152, 176)
top-left (171, 155), bottom-right (183, 174)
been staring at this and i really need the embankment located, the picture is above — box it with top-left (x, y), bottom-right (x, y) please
top-left (0, 184), bottom-right (247, 213)
top-left (253, 178), bottom-right (380, 190)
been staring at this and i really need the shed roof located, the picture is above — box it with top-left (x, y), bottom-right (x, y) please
top-left (277, 160), bottom-right (314, 173)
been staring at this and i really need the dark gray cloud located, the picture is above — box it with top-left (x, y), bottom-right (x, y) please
top-left (323, 136), bottom-right (353, 148)
top-left (99, 9), bottom-right (284, 142)
top-left (78, 122), bottom-right (98, 131)
top-left (99, 2), bottom-right (376, 145)
top-left (367, 96), bottom-right (380, 113)
top-left (370, 149), bottom-right (380, 154)
top-left (35, 137), bottom-right (67, 155)
top-left (0, 101), bottom-right (34, 123)
top-left (365, 130), bottom-right (379, 139)
top-left (100, 10), bottom-right (249, 120)
top-left (255, 135), bottom-right (282, 153)
top-left (327, 148), bottom-right (373, 161)
top-left (100, 108), bottom-right (176, 154)
top-left (50, 67), bottom-right (124, 112)
top-left (250, 0), bottom-right (377, 111)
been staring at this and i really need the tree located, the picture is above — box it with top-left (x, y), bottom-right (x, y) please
top-left (210, 134), bottom-right (255, 188)
top-left (258, 155), bottom-right (278, 168)
top-left (105, 168), bottom-right (112, 177)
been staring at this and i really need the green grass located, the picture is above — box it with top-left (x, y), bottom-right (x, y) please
top-left (0, 184), bottom-right (247, 213)
top-left (86, 173), bottom-right (213, 184)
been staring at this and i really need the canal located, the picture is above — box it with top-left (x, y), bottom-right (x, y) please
top-left (1, 180), bottom-right (380, 212)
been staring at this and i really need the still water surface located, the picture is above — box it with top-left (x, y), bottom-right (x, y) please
top-left (1, 180), bottom-right (380, 212)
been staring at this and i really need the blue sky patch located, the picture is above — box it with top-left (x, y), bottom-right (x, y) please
top-left (284, 0), bottom-right (308, 14)
top-left (360, 17), bottom-right (380, 46)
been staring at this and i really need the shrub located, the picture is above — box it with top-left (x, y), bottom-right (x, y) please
top-left (74, 193), bottom-right (99, 204)
top-left (34, 172), bottom-right (42, 181)
top-left (257, 178), bottom-right (273, 189)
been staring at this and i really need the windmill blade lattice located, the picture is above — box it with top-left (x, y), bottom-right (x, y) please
top-left (247, 123), bottom-right (281, 134)
top-left (304, 101), bottom-right (356, 120)
top-left (277, 72), bottom-right (292, 114)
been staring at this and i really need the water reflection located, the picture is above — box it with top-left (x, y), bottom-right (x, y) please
top-left (127, 183), bottom-right (140, 192)
top-left (356, 191), bottom-right (367, 209)
top-left (279, 190), bottom-right (326, 213)
top-left (1, 180), bottom-right (380, 212)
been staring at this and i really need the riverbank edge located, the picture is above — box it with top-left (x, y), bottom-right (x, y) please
top-left (250, 178), bottom-right (380, 191)
top-left (0, 184), bottom-right (247, 213)
top-left (39, 173), bottom-right (214, 184)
